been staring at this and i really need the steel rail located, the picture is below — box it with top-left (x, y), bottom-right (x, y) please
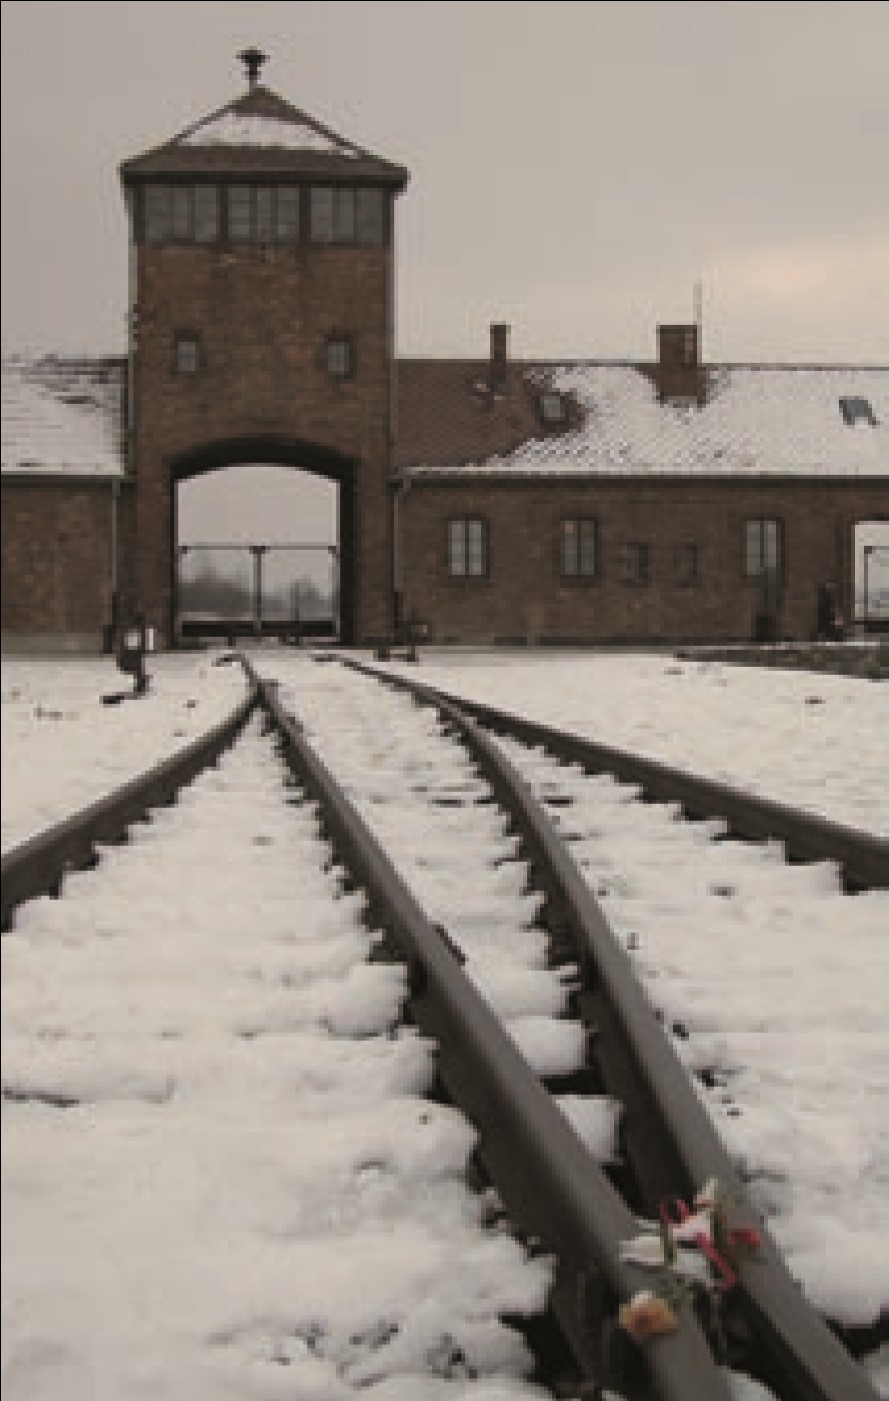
top-left (1, 686), bottom-right (258, 931)
top-left (248, 663), bottom-right (732, 1401)
top-left (341, 658), bottom-right (888, 891)
top-left (334, 655), bottom-right (877, 1401)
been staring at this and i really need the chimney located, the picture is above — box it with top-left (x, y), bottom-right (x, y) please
top-left (656, 323), bottom-right (704, 403)
top-left (489, 322), bottom-right (509, 393)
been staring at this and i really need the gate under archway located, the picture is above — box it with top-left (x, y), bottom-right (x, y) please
top-left (176, 542), bottom-right (340, 642)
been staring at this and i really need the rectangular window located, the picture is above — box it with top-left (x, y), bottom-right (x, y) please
top-left (676, 542), bottom-right (700, 583)
top-left (620, 542), bottom-right (650, 584)
top-left (175, 335), bottom-right (199, 374)
top-left (326, 337), bottom-right (353, 378)
top-left (448, 518), bottom-right (488, 578)
top-left (310, 186), bottom-right (335, 243)
top-left (561, 518), bottom-right (597, 577)
top-left (356, 188), bottom-right (384, 246)
top-left (745, 519), bottom-right (782, 577)
top-left (333, 188), bottom-right (356, 243)
top-left (540, 392), bottom-right (567, 425)
top-left (311, 186), bottom-right (381, 244)
top-left (171, 186), bottom-right (192, 240)
top-left (193, 186), bottom-right (219, 242)
top-left (144, 185), bottom-right (172, 243)
top-left (255, 187), bottom-right (275, 243)
top-left (227, 185), bottom-right (253, 242)
top-left (275, 186), bottom-right (299, 242)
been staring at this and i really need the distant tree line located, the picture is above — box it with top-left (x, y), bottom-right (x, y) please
top-left (178, 564), bottom-right (333, 620)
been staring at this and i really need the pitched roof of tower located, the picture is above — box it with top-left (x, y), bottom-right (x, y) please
top-left (120, 85), bottom-right (408, 187)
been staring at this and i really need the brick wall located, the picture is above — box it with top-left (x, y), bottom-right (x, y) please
top-left (1, 478), bottom-right (119, 648)
top-left (131, 241), bottom-right (395, 643)
top-left (399, 477), bottom-right (889, 644)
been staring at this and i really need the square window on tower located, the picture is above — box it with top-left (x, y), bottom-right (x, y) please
top-left (175, 335), bottom-right (200, 374)
top-left (326, 336), bottom-right (354, 378)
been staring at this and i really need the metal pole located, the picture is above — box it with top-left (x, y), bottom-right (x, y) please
top-left (252, 546), bottom-right (266, 637)
top-left (863, 546), bottom-right (871, 627)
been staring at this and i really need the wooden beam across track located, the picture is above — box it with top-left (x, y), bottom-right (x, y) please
top-left (335, 654), bottom-right (877, 1401)
top-left (248, 662), bottom-right (732, 1401)
top-left (1, 687), bottom-right (258, 931)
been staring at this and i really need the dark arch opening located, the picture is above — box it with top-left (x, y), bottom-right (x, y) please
top-left (169, 436), bottom-right (357, 645)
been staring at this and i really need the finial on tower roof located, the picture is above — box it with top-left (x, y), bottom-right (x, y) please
top-left (237, 47), bottom-right (268, 90)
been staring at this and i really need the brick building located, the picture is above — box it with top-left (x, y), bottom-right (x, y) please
top-left (2, 62), bottom-right (887, 650)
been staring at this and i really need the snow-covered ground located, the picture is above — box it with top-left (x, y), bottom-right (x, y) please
top-left (2, 647), bottom-right (888, 1399)
top-left (267, 658), bottom-right (888, 1328)
top-left (2, 717), bottom-right (553, 1400)
top-left (1, 652), bottom-right (248, 851)
top-left (376, 648), bottom-right (889, 838)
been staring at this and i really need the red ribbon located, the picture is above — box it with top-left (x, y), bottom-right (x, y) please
top-left (659, 1196), bottom-right (761, 1293)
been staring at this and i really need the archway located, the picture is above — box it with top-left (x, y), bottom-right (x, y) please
top-left (169, 437), bottom-right (356, 644)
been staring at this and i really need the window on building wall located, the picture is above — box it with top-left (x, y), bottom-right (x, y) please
top-left (144, 184), bottom-right (219, 243)
top-left (676, 542), bottom-right (700, 583)
top-left (539, 391), bottom-right (567, 426)
top-left (170, 186), bottom-right (191, 240)
top-left (193, 186), bottom-right (219, 242)
top-left (310, 187), bottom-right (385, 246)
top-left (448, 518), bottom-right (488, 577)
top-left (356, 188), bottom-right (384, 245)
top-left (174, 335), bottom-right (200, 374)
top-left (744, 518), bottom-right (782, 578)
top-left (225, 185), bottom-right (300, 243)
top-left (839, 396), bottom-right (877, 427)
top-left (326, 336), bottom-right (354, 378)
top-left (620, 542), bottom-right (650, 583)
top-left (561, 518), bottom-right (597, 577)
top-left (227, 185), bottom-right (253, 242)
top-left (275, 186), bottom-right (300, 242)
top-left (145, 185), bottom-right (173, 243)
top-left (255, 187), bottom-right (275, 242)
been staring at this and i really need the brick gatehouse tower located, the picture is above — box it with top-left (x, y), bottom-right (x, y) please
top-left (119, 50), bottom-right (408, 644)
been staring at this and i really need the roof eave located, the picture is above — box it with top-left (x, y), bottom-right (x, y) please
top-left (119, 150), bottom-right (409, 189)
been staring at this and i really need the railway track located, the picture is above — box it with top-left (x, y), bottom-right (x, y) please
top-left (2, 656), bottom-right (882, 1400)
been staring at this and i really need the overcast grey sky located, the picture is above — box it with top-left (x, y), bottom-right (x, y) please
top-left (2, 0), bottom-right (889, 366)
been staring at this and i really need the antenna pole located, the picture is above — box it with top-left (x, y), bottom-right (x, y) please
top-left (693, 277), bottom-right (703, 358)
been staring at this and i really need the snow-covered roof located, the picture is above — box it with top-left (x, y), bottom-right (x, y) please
top-left (120, 86), bottom-right (408, 187)
top-left (405, 363), bottom-right (889, 480)
top-left (181, 109), bottom-right (359, 157)
top-left (1, 357), bottom-right (125, 477)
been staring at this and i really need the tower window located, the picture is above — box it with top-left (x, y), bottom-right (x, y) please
top-left (193, 186), bottom-right (219, 242)
top-left (326, 336), bottom-right (354, 378)
top-left (310, 187), bottom-right (385, 246)
top-left (226, 185), bottom-right (300, 243)
top-left (356, 188), bottom-right (384, 246)
top-left (227, 186), bottom-right (253, 242)
top-left (144, 184), bottom-right (219, 243)
top-left (174, 335), bottom-right (200, 374)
